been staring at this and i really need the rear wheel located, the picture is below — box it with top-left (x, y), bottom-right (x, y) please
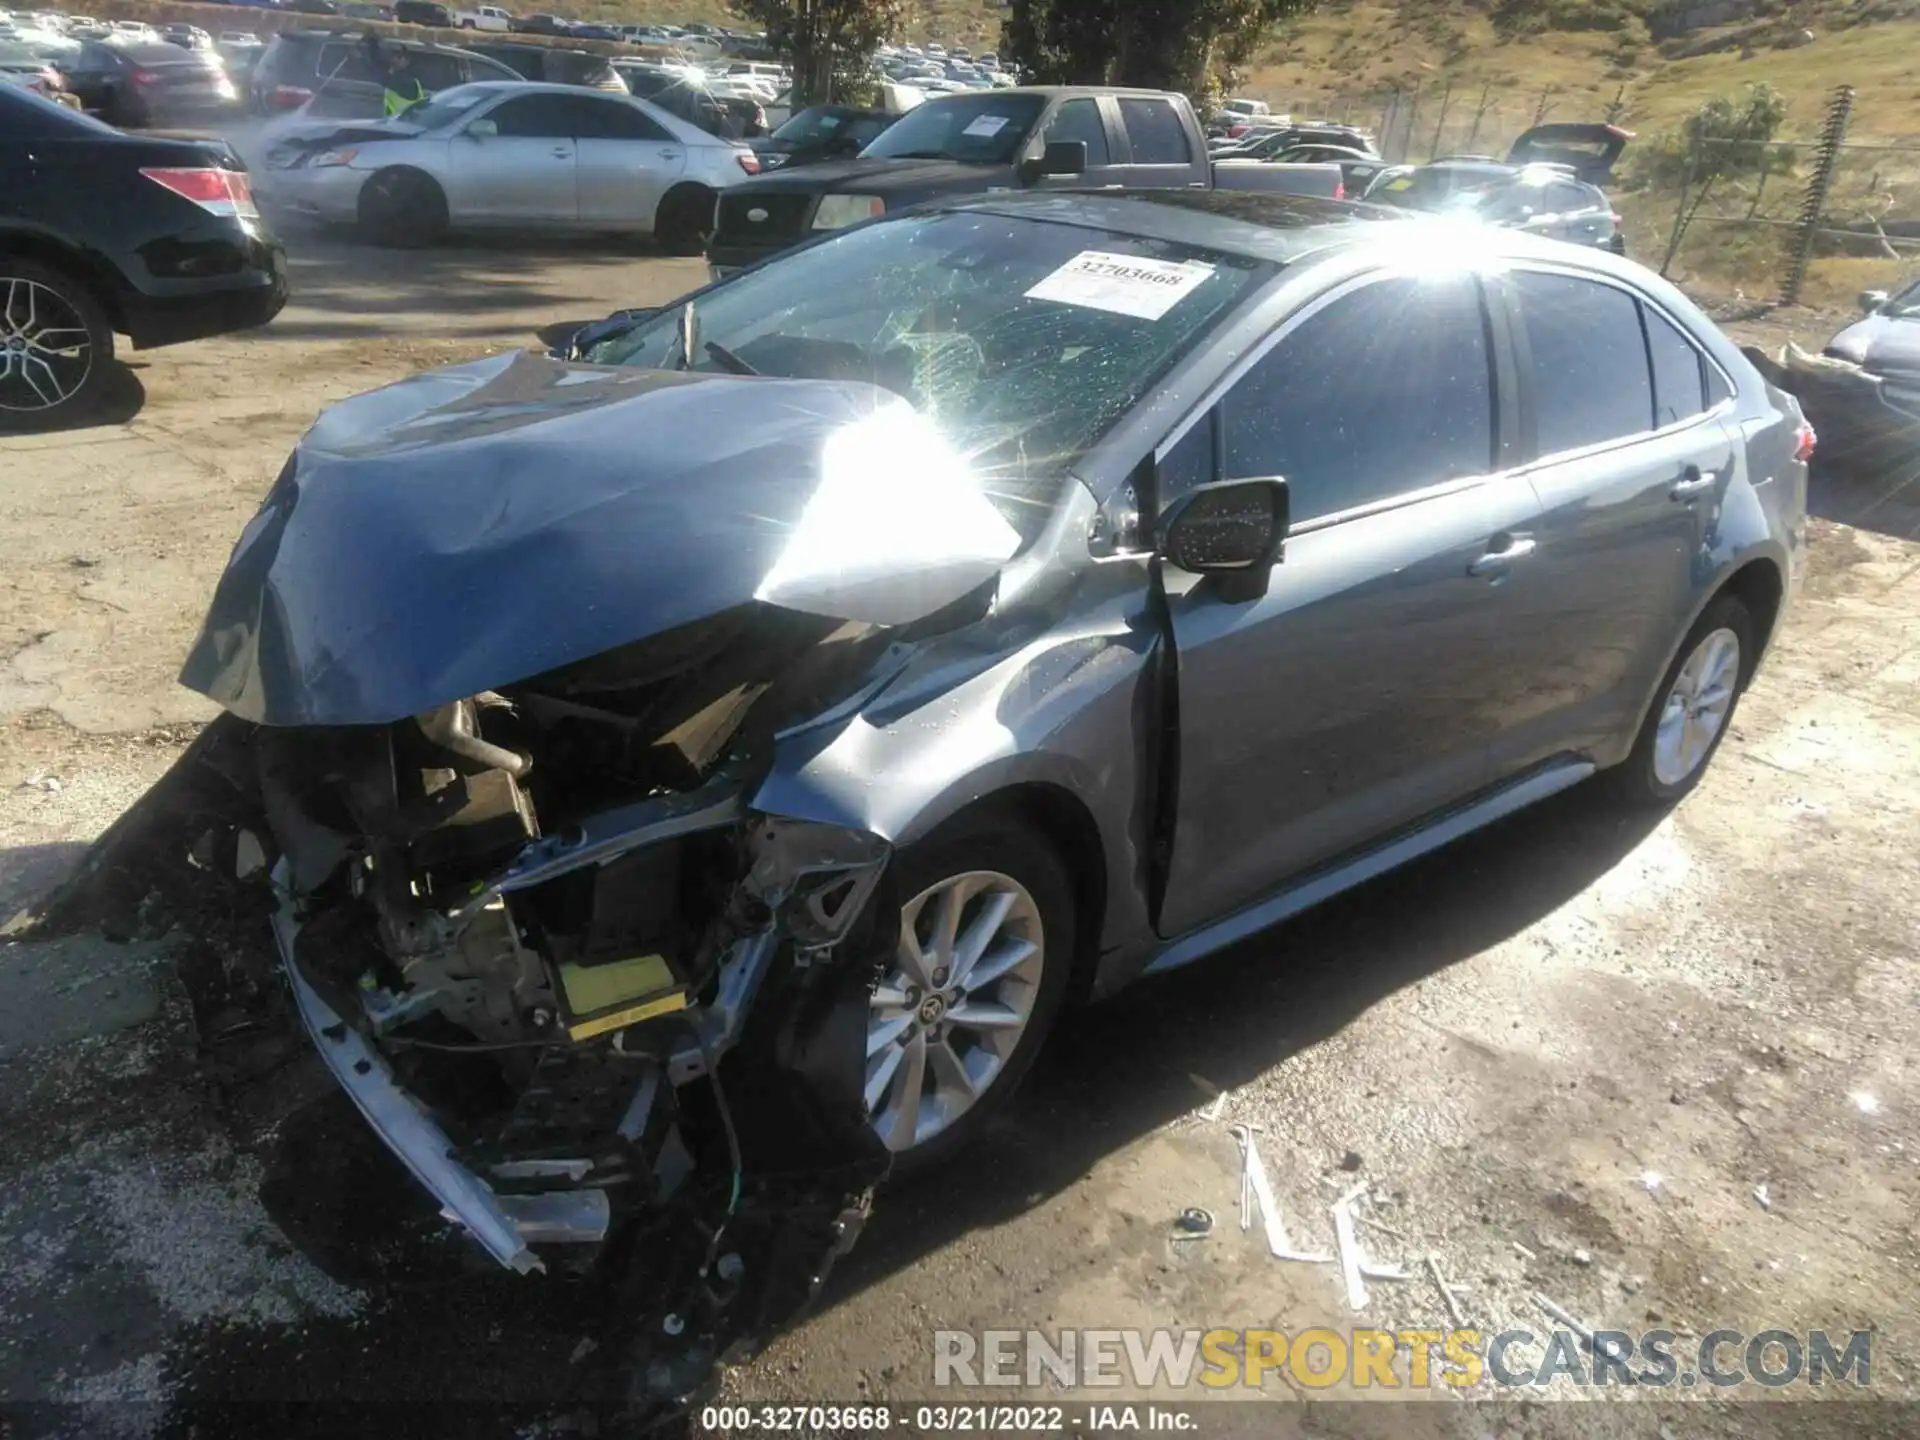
top-left (0, 262), bottom-right (115, 429)
top-left (653, 184), bottom-right (715, 256)
top-left (1611, 594), bottom-right (1754, 805)
top-left (357, 167), bottom-right (448, 248)
top-left (866, 811), bottom-right (1074, 1176)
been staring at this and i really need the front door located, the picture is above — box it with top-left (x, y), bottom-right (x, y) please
top-left (1487, 266), bottom-right (1735, 777)
top-left (1156, 270), bottom-right (1541, 939)
top-left (443, 92), bottom-right (577, 225)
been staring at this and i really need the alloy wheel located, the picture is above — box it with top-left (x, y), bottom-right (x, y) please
top-left (1653, 626), bottom-right (1741, 787)
top-left (0, 276), bottom-right (93, 413)
top-left (865, 869), bottom-right (1046, 1154)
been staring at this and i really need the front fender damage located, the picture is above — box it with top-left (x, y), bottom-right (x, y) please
top-left (17, 713), bottom-right (897, 1412)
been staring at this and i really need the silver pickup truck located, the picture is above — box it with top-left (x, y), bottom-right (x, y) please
top-left (706, 84), bottom-right (1345, 273)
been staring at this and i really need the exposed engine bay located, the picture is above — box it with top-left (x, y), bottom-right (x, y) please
top-left (20, 360), bottom-right (1036, 1419)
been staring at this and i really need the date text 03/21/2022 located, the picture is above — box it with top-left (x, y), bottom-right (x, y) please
top-left (698, 1404), bottom-right (1195, 1431)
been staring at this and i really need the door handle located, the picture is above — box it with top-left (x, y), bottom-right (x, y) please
top-left (657, 149), bottom-right (682, 160)
top-left (551, 146), bottom-right (572, 158)
top-left (1670, 464), bottom-right (1718, 500)
top-left (1468, 536), bottom-right (1536, 577)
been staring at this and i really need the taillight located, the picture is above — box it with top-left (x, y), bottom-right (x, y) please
top-left (1792, 420), bottom-right (1816, 464)
top-left (140, 166), bottom-right (258, 219)
top-left (1333, 179), bottom-right (1345, 200)
top-left (736, 151), bottom-right (760, 174)
top-left (130, 68), bottom-right (163, 85)
top-left (272, 84), bottom-right (314, 109)
top-left (1610, 211), bottom-right (1622, 225)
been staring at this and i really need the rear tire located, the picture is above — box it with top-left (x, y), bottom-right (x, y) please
top-left (870, 808), bottom-right (1075, 1179)
top-left (1610, 594), bottom-right (1754, 806)
top-left (654, 184), bottom-right (715, 256)
top-left (356, 167), bottom-right (449, 248)
top-left (0, 260), bottom-right (116, 431)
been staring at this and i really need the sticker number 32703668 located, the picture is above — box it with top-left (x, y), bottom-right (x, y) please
top-left (1023, 249), bottom-right (1217, 321)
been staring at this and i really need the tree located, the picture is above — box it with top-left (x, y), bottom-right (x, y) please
top-left (1639, 83), bottom-right (1793, 276)
top-left (729, 0), bottom-right (906, 107)
top-left (1005, 0), bottom-right (1318, 95)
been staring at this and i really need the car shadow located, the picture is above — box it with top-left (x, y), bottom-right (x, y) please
top-left (135, 775), bottom-right (1667, 1435)
top-left (0, 362), bottom-right (147, 435)
top-left (1810, 453), bottom-right (1920, 543)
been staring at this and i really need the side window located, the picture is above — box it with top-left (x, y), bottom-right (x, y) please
top-left (1157, 414), bottom-right (1215, 502)
top-left (569, 96), bottom-right (673, 141)
top-left (1042, 98), bottom-right (1110, 167)
top-left (1118, 97), bottom-right (1192, 166)
top-left (410, 53), bottom-right (466, 90)
top-left (1546, 182), bottom-right (1592, 214)
top-left (1514, 271), bottom-right (1654, 455)
top-left (1220, 275), bottom-right (1494, 524)
top-left (1643, 304), bottom-right (1708, 428)
top-left (487, 94), bottom-right (579, 137)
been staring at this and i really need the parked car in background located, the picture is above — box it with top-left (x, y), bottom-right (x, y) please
top-left (463, 40), bottom-right (626, 93)
top-left (454, 4), bottom-right (511, 30)
top-left (1365, 160), bottom-right (1624, 252)
top-left (611, 58), bottom-right (727, 134)
top-left (749, 102), bottom-right (896, 170)
top-left (160, 23), bottom-right (213, 51)
top-left (58, 38), bottom-right (237, 125)
top-left (263, 81), bottom-right (759, 250)
top-left (510, 11), bottom-right (570, 33)
top-left (249, 31), bottom-right (518, 116)
top-left (1269, 142), bottom-right (1389, 195)
top-left (0, 83), bottom-right (285, 425)
top-left (1748, 276), bottom-right (1920, 471)
top-left (0, 38), bottom-right (67, 98)
top-left (105, 19), bottom-right (158, 40)
top-left (392, 0), bottom-right (454, 26)
top-left (1210, 121), bottom-right (1374, 159)
top-left (566, 22), bottom-right (621, 41)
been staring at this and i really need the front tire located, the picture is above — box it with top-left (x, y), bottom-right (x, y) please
top-left (356, 167), bottom-right (449, 248)
top-left (0, 261), bottom-right (116, 430)
top-left (866, 811), bottom-right (1074, 1176)
top-left (1612, 594), bottom-right (1753, 805)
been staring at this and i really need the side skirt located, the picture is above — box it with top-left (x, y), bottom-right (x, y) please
top-left (1141, 757), bottom-right (1596, 978)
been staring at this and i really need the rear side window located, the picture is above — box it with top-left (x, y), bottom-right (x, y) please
top-left (1643, 304), bottom-right (1708, 427)
top-left (566, 95), bottom-right (671, 141)
top-left (410, 53), bottom-right (467, 89)
top-left (1218, 274), bottom-right (1495, 523)
top-left (1042, 97), bottom-right (1109, 166)
top-left (1119, 96), bottom-right (1191, 165)
top-left (1514, 271), bottom-right (1653, 455)
top-left (488, 93), bottom-right (578, 136)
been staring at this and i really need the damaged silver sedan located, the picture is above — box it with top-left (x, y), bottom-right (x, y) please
top-left (34, 191), bottom-right (1809, 1407)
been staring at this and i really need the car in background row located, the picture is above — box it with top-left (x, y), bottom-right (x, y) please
top-left (57, 37), bottom-right (238, 125)
top-left (159, 22), bottom-right (212, 50)
top-left (262, 81), bottom-right (758, 251)
top-left (248, 30), bottom-right (518, 116)
top-left (462, 39), bottom-right (626, 93)
top-left (0, 83), bottom-right (285, 425)
top-left (453, 4), bottom-right (511, 30)
top-left (392, 0), bottom-right (454, 26)
top-left (1210, 121), bottom-right (1375, 160)
top-left (0, 37), bottom-right (66, 96)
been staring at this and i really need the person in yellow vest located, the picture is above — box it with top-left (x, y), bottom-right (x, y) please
top-left (379, 45), bottom-right (428, 118)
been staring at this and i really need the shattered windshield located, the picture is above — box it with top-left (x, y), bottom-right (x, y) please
top-left (586, 210), bottom-right (1270, 536)
top-left (859, 92), bottom-right (1046, 163)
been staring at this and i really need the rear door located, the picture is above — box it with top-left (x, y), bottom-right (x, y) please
top-left (1111, 93), bottom-right (1204, 188)
top-left (1155, 269), bottom-right (1541, 938)
top-left (1486, 266), bottom-right (1736, 778)
top-left (570, 93), bottom-right (686, 225)
top-left (440, 91), bottom-right (578, 224)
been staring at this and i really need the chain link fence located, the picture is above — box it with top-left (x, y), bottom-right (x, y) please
top-left (1266, 80), bottom-right (1920, 310)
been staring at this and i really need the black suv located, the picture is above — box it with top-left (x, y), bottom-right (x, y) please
top-left (0, 84), bottom-right (286, 426)
top-left (460, 41), bottom-right (628, 93)
top-left (392, 0), bottom-right (454, 25)
top-left (247, 30), bottom-right (519, 115)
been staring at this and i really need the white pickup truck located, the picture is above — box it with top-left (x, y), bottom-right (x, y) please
top-left (454, 6), bottom-right (511, 31)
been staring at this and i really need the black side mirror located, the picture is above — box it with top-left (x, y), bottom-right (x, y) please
top-left (1859, 288), bottom-right (1889, 314)
top-left (553, 306), bottom-right (657, 359)
top-left (1160, 478), bottom-right (1289, 600)
top-left (1021, 138), bottom-right (1086, 183)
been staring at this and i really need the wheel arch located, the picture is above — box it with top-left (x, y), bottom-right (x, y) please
top-left (0, 231), bottom-right (131, 335)
top-left (655, 180), bottom-right (716, 229)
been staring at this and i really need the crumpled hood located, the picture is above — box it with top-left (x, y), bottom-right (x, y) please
top-left (179, 350), bottom-right (1020, 727)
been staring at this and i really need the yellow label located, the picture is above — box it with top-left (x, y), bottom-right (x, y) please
top-left (565, 990), bottom-right (689, 1042)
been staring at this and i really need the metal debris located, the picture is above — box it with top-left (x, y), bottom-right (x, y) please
top-left (1427, 1253), bottom-right (1468, 1327)
top-left (1513, 1240), bottom-right (1537, 1260)
top-left (1331, 1183), bottom-right (1371, 1311)
top-left (1532, 1291), bottom-right (1596, 1345)
top-left (1753, 1183), bottom-right (1772, 1211)
top-left (1201, 1090), bottom-right (1231, 1123)
top-left (1175, 1207), bottom-right (1215, 1237)
top-left (1231, 1125), bottom-right (1331, 1264)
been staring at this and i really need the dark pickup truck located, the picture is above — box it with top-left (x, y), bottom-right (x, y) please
top-left (706, 85), bottom-right (1341, 276)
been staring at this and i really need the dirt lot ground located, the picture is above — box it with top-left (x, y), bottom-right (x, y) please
top-left (1, 205), bottom-right (1917, 1439)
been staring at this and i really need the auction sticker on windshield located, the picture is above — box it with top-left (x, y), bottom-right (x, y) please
top-left (1024, 250), bottom-right (1217, 321)
top-left (962, 113), bottom-right (1010, 137)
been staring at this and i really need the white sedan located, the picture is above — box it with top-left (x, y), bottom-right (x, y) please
top-left (263, 81), bottom-right (761, 251)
